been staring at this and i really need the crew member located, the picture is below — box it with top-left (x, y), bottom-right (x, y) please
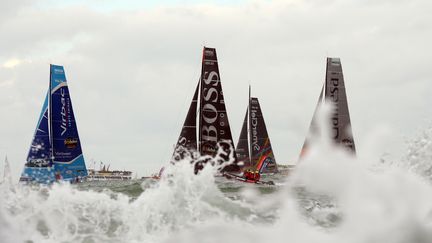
top-left (243, 169), bottom-right (248, 179)
top-left (249, 170), bottom-right (256, 181)
top-left (254, 170), bottom-right (260, 181)
top-left (244, 169), bottom-right (251, 180)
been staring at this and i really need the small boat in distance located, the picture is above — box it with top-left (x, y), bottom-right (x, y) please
top-left (141, 167), bottom-right (164, 180)
top-left (171, 47), bottom-right (240, 173)
top-left (19, 65), bottom-right (88, 184)
top-left (235, 86), bottom-right (278, 174)
top-left (222, 86), bottom-right (277, 185)
top-left (300, 57), bottom-right (356, 158)
top-left (87, 165), bottom-right (132, 181)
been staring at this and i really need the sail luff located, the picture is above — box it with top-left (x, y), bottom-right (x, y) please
top-left (196, 79), bottom-right (201, 153)
top-left (49, 64), bottom-right (54, 163)
top-left (248, 85), bottom-right (252, 164)
top-left (198, 48), bottom-right (205, 155)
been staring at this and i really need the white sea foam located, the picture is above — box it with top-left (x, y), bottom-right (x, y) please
top-left (397, 126), bottom-right (432, 181)
top-left (166, 104), bottom-right (432, 243)
top-left (1, 105), bottom-right (432, 243)
top-left (0, 154), bottom-right (251, 243)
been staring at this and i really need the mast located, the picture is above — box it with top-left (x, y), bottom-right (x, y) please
top-left (248, 85), bottom-right (252, 163)
top-left (198, 48), bottom-right (205, 154)
top-left (49, 64), bottom-right (54, 166)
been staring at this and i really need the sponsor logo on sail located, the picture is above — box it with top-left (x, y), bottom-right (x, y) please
top-left (54, 68), bottom-right (64, 74)
top-left (177, 136), bottom-right (187, 146)
top-left (330, 58), bottom-right (341, 66)
top-left (342, 138), bottom-right (354, 150)
top-left (201, 70), bottom-right (220, 153)
top-left (329, 78), bottom-right (339, 140)
top-left (60, 88), bottom-right (68, 136)
top-left (64, 138), bottom-right (78, 149)
top-left (204, 50), bottom-right (214, 57)
top-left (251, 106), bottom-right (260, 151)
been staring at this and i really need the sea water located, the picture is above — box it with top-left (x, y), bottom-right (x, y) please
top-left (2, 124), bottom-right (432, 242)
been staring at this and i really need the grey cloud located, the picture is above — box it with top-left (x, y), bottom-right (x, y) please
top-left (0, 0), bottom-right (431, 177)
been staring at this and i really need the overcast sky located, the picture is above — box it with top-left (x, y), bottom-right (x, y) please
top-left (1, 0), bottom-right (431, 178)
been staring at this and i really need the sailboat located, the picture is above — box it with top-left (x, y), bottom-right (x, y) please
top-left (19, 64), bottom-right (88, 183)
top-left (235, 86), bottom-right (278, 174)
top-left (300, 57), bottom-right (356, 158)
top-left (2, 156), bottom-right (12, 185)
top-left (172, 47), bottom-right (239, 173)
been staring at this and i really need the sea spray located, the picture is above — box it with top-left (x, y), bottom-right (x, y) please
top-left (2, 107), bottom-right (432, 242)
top-left (0, 154), bottom-right (252, 243)
top-left (166, 104), bottom-right (432, 243)
top-left (398, 126), bottom-right (432, 181)
top-left (0, 180), bottom-right (22, 243)
top-left (292, 135), bottom-right (432, 243)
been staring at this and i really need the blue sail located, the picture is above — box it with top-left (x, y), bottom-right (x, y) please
top-left (19, 91), bottom-right (56, 183)
top-left (50, 64), bottom-right (87, 181)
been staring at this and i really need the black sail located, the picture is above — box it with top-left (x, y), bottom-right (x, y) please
top-left (172, 82), bottom-right (199, 161)
top-left (235, 109), bottom-right (250, 168)
top-left (199, 47), bottom-right (238, 171)
top-left (249, 97), bottom-right (278, 173)
top-left (325, 57), bottom-right (356, 153)
top-left (300, 57), bottom-right (356, 159)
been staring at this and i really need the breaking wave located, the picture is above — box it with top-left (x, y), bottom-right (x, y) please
top-left (1, 112), bottom-right (432, 243)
